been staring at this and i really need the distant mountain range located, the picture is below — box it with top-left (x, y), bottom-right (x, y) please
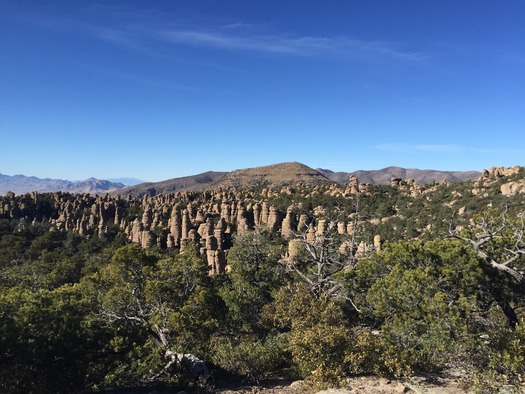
top-left (0, 163), bottom-right (482, 197)
top-left (117, 162), bottom-right (481, 198)
top-left (317, 166), bottom-right (481, 185)
top-left (0, 174), bottom-right (126, 195)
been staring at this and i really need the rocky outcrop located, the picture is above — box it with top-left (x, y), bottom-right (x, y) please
top-left (474, 165), bottom-right (524, 196)
top-left (391, 178), bottom-right (403, 187)
top-left (501, 180), bottom-right (525, 196)
top-left (281, 206), bottom-right (297, 239)
top-left (346, 175), bottom-right (360, 195)
top-left (0, 185), bottom-right (375, 274)
top-left (481, 165), bottom-right (522, 179)
top-left (3, 164), bottom-right (518, 276)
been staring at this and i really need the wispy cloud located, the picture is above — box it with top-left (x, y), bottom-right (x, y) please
top-left (414, 144), bottom-right (462, 153)
top-left (375, 143), bottom-right (521, 154)
top-left (14, 6), bottom-right (427, 63)
top-left (159, 28), bottom-right (427, 61)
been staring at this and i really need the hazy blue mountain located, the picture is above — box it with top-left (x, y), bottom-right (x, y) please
top-left (107, 177), bottom-right (146, 186)
top-left (0, 173), bottom-right (125, 195)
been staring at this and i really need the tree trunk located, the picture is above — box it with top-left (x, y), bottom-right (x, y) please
top-left (489, 287), bottom-right (519, 329)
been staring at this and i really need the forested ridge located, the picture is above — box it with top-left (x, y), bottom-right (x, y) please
top-left (1, 166), bottom-right (524, 393)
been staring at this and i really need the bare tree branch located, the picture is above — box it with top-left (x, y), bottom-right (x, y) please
top-left (449, 208), bottom-right (525, 327)
top-left (281, 204), bottom-right (372, 313)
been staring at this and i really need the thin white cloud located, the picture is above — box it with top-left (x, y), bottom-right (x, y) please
top-left (14, 6), bottom-right (427, 63)
top-left (414, 144), bottom-right (461, 153)
top-left (160, 28), bottom-right (427, 61)
top-left (375, 143), bottom-right (521, 155)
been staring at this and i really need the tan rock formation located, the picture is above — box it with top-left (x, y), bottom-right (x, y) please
top-left (141, 231), bottom-right (155, 249)
top-left (373, 234), bottom-right (382, 251)
top-left (260, 202), bottom-right (269, 226)
top-left (316, 219), bottom-right (328, 237)
top-left (267, 206), bottom-right (283, 232)
top-left (169, 206), bottom-right (182, 246)
top-left (167, 234), bottom-right (175, 249)
top-left (203, 218), bottom-right (214, 238)
top-left (253, 203), bottom-right (261, 226)
top-left (306, 224), bottom-right (316, 243)
top-left (481, 165), bottom-right (522, 179)
top-left (281, 206), bottom-right (296, 239)
top-left (181, 209), bottom-right (192, 239)
top-left (131, 218), bottom-right (142, 244)
top-left (297, 214), bottom-right (309, 233)
top-left (236, 203), bottom-right (250, 233)
top-left (187, 228), bottom-right (200, 244)
top-left (142, 207), bottom-right (152, 228)
top-left (347, 175), bottom-right (360, 194)
top-left (391, 177), bottom-right (402, 187)
top-left (195, 209), bottom-right (205, 223)
top-left (220, 200), bottom-right (231, 223)
top-left (501, 180), bottom-right (525, 196)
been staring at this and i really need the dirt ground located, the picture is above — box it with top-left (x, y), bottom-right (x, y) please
top-left (214, 374), bottom-right (472, 394)
top-left (96, 373), bottom-right (522, 393)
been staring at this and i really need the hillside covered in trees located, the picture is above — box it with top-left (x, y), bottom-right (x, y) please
top-left (1, 165), bottom-right (524, 393)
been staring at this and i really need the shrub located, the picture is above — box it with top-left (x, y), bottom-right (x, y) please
top-left (210, 334), bottom-right (288, 382)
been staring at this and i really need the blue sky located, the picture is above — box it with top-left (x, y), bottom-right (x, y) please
top-left (1, 1), bottom-right (524, 182)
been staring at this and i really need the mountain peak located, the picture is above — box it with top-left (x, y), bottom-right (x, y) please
top-left (213, 162), bottom-right (332, 189)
